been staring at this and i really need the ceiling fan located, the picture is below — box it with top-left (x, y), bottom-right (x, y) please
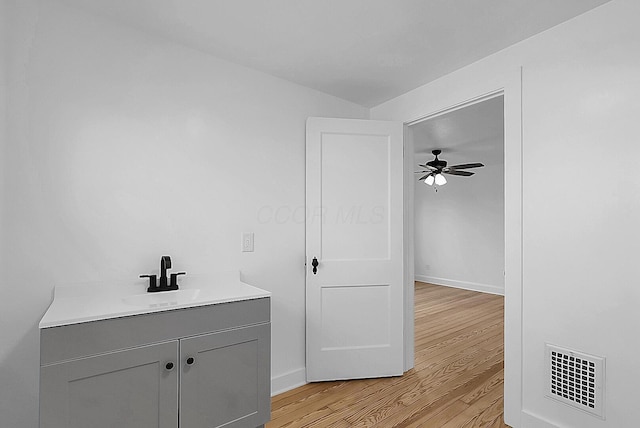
top-left (415, 149), bottom-right (484, 186)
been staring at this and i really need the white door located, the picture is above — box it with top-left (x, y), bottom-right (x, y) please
top-left (306, 117), bottom-right (405, 381)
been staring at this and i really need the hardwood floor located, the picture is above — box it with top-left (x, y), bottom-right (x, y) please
top-left (267, 282), bottom-right (508, 427)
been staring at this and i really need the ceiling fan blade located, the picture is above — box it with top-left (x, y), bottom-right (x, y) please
top-left (414, 170), bottom-right (432, 173)
top-left (418, 164), bottom-right (437, 170)
top-left (443, 170), bottom-right (474, 176)
top-left (418, 173), bottom-right (433, 181)
top-left (447, 162), bottom-right (484, 170)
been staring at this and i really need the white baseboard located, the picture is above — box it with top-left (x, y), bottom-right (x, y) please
top-left (415, 275), bottom-right (504, 296)
top-left (271, 367), bottom-right (306, 396)
top-left (521, 410), bottom-right (560, 428)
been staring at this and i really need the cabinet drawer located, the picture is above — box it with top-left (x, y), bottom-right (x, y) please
top-left (41, 297), bottom-right (270, 365)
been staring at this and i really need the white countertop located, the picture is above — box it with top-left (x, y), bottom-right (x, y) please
top-left (39, 272), bottom-right (271, 328)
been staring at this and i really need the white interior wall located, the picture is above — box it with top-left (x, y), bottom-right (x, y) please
top-left (412, 100), bottom-right (505, 294)
top-left (1, 1), bottom-right (368, 425)
top-left (372, 0), bottom-right (640, 427)
top-left (413, 152), bottom-right (505, 294)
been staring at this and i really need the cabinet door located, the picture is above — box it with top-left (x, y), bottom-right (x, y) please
top-left (179, 323), bottom-right (271, 428)
top-left (40, 341), bottom-right (178, 428)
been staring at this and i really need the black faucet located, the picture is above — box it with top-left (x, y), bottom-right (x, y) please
top-left (140, 256), bottom-right (186, 292)
top-left (159, 255), bottom-right (172, 290)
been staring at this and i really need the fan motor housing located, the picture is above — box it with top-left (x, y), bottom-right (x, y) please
top-left (426, 158), bottom-right (447, 169)
top-left (427, 149), bottom-right (447, 169)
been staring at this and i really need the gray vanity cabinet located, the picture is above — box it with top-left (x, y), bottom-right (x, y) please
top-left (39, 297), bottom-right (270, 428)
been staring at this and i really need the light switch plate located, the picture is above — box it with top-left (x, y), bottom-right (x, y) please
top-left (242, 232), bottom-right (254, 252)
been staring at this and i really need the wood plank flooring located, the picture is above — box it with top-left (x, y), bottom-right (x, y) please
top-left (267, 282), bottom-right (509, 427)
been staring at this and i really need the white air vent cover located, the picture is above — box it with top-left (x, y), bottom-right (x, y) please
top-left (545, 344), bottom-right (605, 419)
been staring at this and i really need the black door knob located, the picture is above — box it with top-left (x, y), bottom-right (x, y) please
top-left (312, 257), bottom-right (319, 274)
top-left (165, 362), bottom-right (175, 371)
top-left (186, 356), bottom-right (195, 366)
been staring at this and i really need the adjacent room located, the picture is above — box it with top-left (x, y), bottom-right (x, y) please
top-left (412, 95), bottom-right (505, 295)
top-left (2, 1), bottom-right (639, 427)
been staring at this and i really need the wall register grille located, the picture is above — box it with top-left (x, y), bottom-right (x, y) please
top-left (545, 344), bottom-right (605, 419)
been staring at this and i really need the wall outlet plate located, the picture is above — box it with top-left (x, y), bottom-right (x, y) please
top-left (242, 232), bottom-right (254, 252)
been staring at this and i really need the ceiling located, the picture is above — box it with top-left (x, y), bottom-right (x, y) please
top-left (61, 0), bottom-right (610, 107)
top-left (412, 95), bottom-right (504, 167)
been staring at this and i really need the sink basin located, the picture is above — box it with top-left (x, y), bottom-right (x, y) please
top-left (122, 289), bottom-right (201, 308)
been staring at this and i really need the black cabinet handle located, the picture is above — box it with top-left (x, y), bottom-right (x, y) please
top-left (312, 257), bottom-right (319, 275)
top-left (186, 356), bottom-right (195, 366)
top-left (165, 362), bottom-right (175, 371)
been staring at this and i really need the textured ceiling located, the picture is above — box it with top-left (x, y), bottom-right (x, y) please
top-left (61, 0), bottom-right (610, 107)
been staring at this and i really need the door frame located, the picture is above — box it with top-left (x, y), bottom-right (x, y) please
top-left (398, 68), bottom-right (523, 426)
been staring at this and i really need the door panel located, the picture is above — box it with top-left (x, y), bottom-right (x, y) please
top-left (40, 341), bottom-right (178, 428)
top-left (179, 324), bottom-right (270, 428)
top-left (320, 284), bottom-right (390, 349)
top-left (320, 132), bottom-right (390, 260)
top-left (306, 117), bottom-right (404, 381)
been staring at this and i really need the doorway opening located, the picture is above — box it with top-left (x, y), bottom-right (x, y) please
top-left (299, 72), bottom-right (522, 425)
top-left (405, 89), bottom-right (522, 421)
top-left (409, 94), bottom-right (505, 295)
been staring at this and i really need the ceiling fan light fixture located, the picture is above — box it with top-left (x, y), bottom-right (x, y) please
top-left (424, 174), bottom-right (435, 186)
top-left (417, 149), bottom-right (483, 187)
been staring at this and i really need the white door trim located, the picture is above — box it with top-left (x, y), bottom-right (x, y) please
top-left (398, 68), bottom-right (523, 427)
top-left (402, 124), bottom-right (415, 372)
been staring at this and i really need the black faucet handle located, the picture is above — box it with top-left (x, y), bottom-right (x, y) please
top-left (170, 272), bottom-right (186, 289)
top-left (140, 274), bottom-right (157, 292)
